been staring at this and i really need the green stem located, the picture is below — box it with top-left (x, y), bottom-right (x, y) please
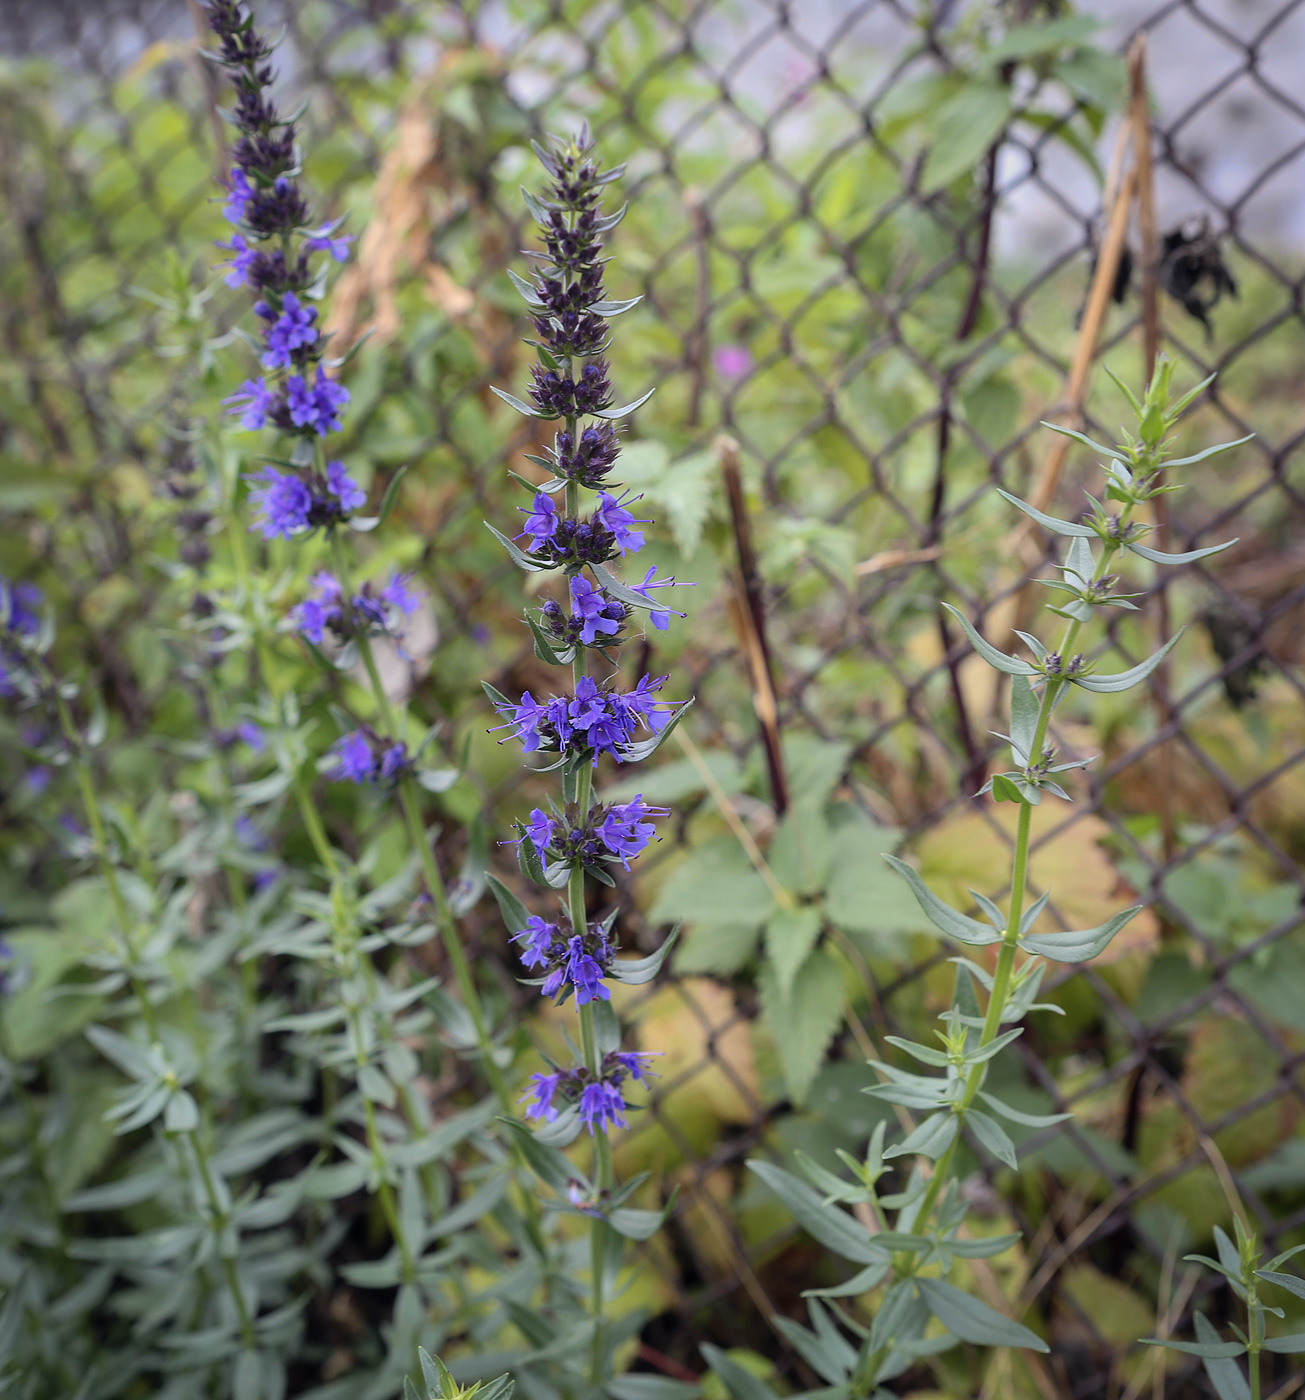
top-left (908, 525), bottom-right (1133, 1239)
top-left (188, 1129), bottom-right (257, 1348)
top-left (56, 692), bottom-right (160, 1042)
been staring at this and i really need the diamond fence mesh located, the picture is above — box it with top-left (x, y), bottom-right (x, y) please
top-left (4, 1), bottom-right (1305, 1395)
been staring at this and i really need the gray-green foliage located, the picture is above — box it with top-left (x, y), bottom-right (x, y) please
top-left (714, 361), bottom-right (1283, 1394)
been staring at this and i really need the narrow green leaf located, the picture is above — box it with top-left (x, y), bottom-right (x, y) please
top-left (1040, 422), bottom-right (1129, 462)
top-left (701, 1345), bottom-right (782, 1400)
top-left (487, 874), bottom-right (532, 935)
top-left (490, 384), bottom-right (541, 417)
top-left (1129, 539), bottom-right (1236, 566)
top-left (1263, 1333), bottom-right (1305, 1353)
top-left (965, 1108), bottom-right (1019, 1170)
top-left (941, 603), bottom-right (1037, 677)
top-left (883, 856), bottom-right (1002, 946)
top-left (592, 387), bottom-right (655, 421)
top-left (1073, 630), bottom-right (1183, 693)
top-left (1142, 1339), bottom-right (1247, 1358)
top-left (1256, 1269), bottom-right (1305, 1303)
top-left (747, 1161), bottom-right (889, 1266)
top-left (917, 1278), bottom-right (1049, 1352)
top-left (1019, 905), bottom-right (1141, 963)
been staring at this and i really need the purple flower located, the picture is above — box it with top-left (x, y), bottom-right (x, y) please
top-left (512, 916), bottom-right (559, 971)
top-left (326, 460), bottom-right (366, 511)
top-left (630, 566), bottom-right (686, 631)
top-left (569, 575), bottom-right (622, 645)
top-left (578, 1081), bottom-right (628, 1135)
top-left (714, 343), bottom-right (753, 379)
top-left (519, 809), bottom-right (557, 855)
top-left (234, 721), bottom-right (265, 751)
top-left (496, 691), bottom-right (548, 754)
top-left (329, 730), bottom-right (375, 784)
top-left (217, 232), bottom-right (258, 288)
top-left (520, 492), bottom-right (560, 550)
top-left (260, 291), bottom-right (318, 370)
top-left (286, 368), bottom-right (349, 436)
top-left (377, 738), bottom-right (410, 780)
top-left (25, 765), bottom-right (52, 796)
top-left (304, 222), bottom-right (353, 262)
top-left (613, 1051), bottom-right (660, 1083)
top-left (566, 935), bottom-right (610, 1006)
top-left (379, 571), bottom-right (420, 617)
top-left (223, 167), bottom-right (254, 224)
top-left (292, 573), bottom-right (344, 643)
top-left (592, 491), bottom-right (648, 554)
top-left (1, 581), bottom-right (41, 639)
top-left (225, 377), bottom-right (277, 431)
top-left (599, 795), bottom-right (667, 866)
top-left (247, 468), bottom-right (313, 539)
top-left (519, 1072), bottom-right (562, 1123)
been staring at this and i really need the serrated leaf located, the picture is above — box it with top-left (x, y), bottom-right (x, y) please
top-left (883, 856), bottom-right (1001, 946)
top-left (919, 82), bottom-right (1012, 192)
top-left (916, 1278), bottom-right (1048, 1352)
top-left (765, 907), bottom-right (823, 1000)
top-left (759, 947), bottom-right (845, 1106)
top-left (1019, 905), bottom-right (1141, 963)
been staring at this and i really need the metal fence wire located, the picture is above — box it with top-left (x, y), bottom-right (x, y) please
top-left (5, 1), bottom-right (1305, 1396)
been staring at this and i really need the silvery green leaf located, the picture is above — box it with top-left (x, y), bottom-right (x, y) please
top-left (1256, 1270), bottom-right (1305, 1303)
top-left (802, 1260), bottom-right (891, 1299)
top-left (978, 1089), bottom-right (1071, 1127)
top-left (592, 387), bottom-right (656, 420)
top-left (487, 874), bottom-right (532, 935)
top-left (883, 1111), bottom-right (958, 1161)
top-left (526, 611), bottom-right (574, 666)
top-left (701, 1345), bottom-right (783, 1400)
top-left (747, 1161), bottom-right (889, 1266)
top-left (1072, 630), bottom-right (1183, 693)
top-left (771, 1315), bottom-right (853, 1385)
top-left (1264, 1334), bottom-right (1305, 1353)
top-left (963, 1027), bottom-right (1023, 1063)
top-left (1129, 539), bottom-right (1236, 566)
top-left (163, 1089), bottom-right (200, 1134)
top-left (1040, 422), bottom-right (1128, 462)
top-left (1009, 674), bottom-right (1039, 759)
top-left (917, 1277), bottom-right (1049, 1352)
top-left (1194, 1314), bottom-right (1252, 1400)
top-left (949, 1232), bottom-right (1024, 1258)
top-left (1049, 599), bottom-right (1095, 623)
top-left (990, 773), bottom-right (1026, 803)
top-left (1019, 905), bottom-right (1142, 963)
top-left (609, 928), bottom-right (679, 985)
top-left (1019, 890), bottom-right (1051, 934)
top-left (609, 1199), bottom-right (675, 1241)
top-left (498, 1116), bottom-right (578, 1192)
top-left (1064, 535), bottom-right (1095, 584)
top-left (969, 889), bottom-right (1008, 932)
top-left (609, 1381), bottom-right (699, 1400)
top-left (490, 384), bottom-right (541, 417)
top-left (590, 562), bottom-right (660, 612)
top-left (883, 1035), bottom-right (952, 1068)
top-left (1165, 434), bottom-right (1254, 467)
top-left (619, 698), bottom-right (695, 763)
top-left (484, 522), bottom-right (552, 572)
top-left (505, 268), bottom-right (544, 306)
top-left (883, 856), bottom-right (1002, 946)
top-left (1143, 1339), bottom-right (1247, 1358)
top-left (996, 488), bottom-right (1096, 536)
top-left (965, 1108), bottom-right (1019, 1169)
top-left (942, 603), bottom-right (1036, 676)
top-left (1012, 629), bottom-right (1047, 661)
top-left (589, 296), bottom-right (643, 316)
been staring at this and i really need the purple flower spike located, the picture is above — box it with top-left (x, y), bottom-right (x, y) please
top-left (578, 1082), bottom-right (628, 1135)
top-left (260, 291), bottom-right (318, 370)
top-left (566, 935), bottom-right (611, 1006)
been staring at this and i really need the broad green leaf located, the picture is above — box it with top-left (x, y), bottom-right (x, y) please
top-left (758, 947), bottom-right (845, 1106)
top-left (919, 83), bottom-right (1013, 193)
top-left (916, 1278), bottom-right (1049, 1352)
top-left (765, 906), bottom-right (823, 1000)
top-left (823, 819), bottom-right (918, 957)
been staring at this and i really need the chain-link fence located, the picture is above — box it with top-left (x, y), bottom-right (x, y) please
top-left (5, 2), bottom-right (1305, 1396)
